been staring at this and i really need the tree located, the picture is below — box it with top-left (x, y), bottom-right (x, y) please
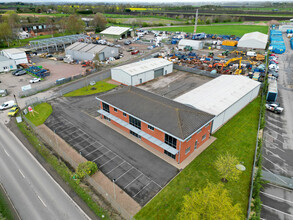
top-left (91, 13), bottom-right (107, 32)
top-left (75, 161), bottom-right (98, 180)
top-left (215, 153), bottom-right (241, 182)
top-left (65, 15), bottom-right (85, 34)
top-left (178, 183), bottom-right (242, 220)
top-left (0, 22), bottom-right (13, 47)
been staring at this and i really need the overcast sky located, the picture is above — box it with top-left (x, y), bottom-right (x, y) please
top-left (1, 0), bottom-right (286, 3)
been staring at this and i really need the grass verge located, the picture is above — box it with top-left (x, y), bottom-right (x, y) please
top-left (135, 96), bottom-right (261, 220)
top-left (0, 190), bottom-right (13, 220)
top-left (16, 121), bottom-right (110, 219)
top-left (64, 78), bottom-right (118, 97)
top-left (25, 103), bottom-right (52, 126)
top-left (152, 25), bottom-right (268, 36)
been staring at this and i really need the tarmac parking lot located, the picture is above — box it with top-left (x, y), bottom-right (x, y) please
top-left (45, 97), bottom-right (178, 206)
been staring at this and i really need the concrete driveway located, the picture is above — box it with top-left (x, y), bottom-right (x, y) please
top-left (45, 95), bottom-right (178, 206)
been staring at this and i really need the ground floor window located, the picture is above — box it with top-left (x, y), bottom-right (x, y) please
top-left (130, 130), bottom-right (141, 139)
top-left (185, 147), bottom-right (191, 155)
top-left (104, 116), bottom-right (111, 122)
top-left (164, 150), bottom-right (176, 159)
top-left (195, 140), bottom-right (198, 149)
top-left (202, 134), bottom-right (206, 141)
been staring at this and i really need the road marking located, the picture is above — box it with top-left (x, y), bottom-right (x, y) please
top-left (115, 168), bottom-right (134, 182)
top-left (266, 183), bottom-right (293, 192)
top-left (133, 181), bottom-right (152, 198)
top-left (263, 156), bottom-right (287, 173)
top-left (262, 204), bottom-right (293, 217)
top-left (100, 155), bottom-right (118, 168)
top-left (263, 139), bottom-right (285, 152)
top-left (93, 150), bottom-right (110, 162)
top-left (18, 169), bottom-right (25, 178)
top-left (83, 145), bottom-right (104, 156)
top-left (262, 166), bottom-right (288, 185)
top-left (4, 149), bottom-right (10, 157)
top-left (124, 173), bottom-right (143, 190)
top-left (265, 127), bottom-right (283, 139)
top-left (261, 191), bottom-right (293, 204)
top-left (264, 133), bottom-right (285, 145)
top-left (106, 161), bottom-right (125, 175)
top-left (264, 149), bottom-right (285, 162)
top-left (37, 195), bottom-right (47, 207)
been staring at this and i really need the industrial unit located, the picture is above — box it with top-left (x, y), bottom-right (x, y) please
top-left (0, 55), bottom-right (17, 72)
top-left (175, 75), bottom-right (260, 133)
top-left (237, 32), bottom-right (268, 50)
top-left (100, 26), bottom-right (132, 39)
top-left (1, 48), bottom-right (28, 65)
top-left (178, 39), bottom-right (203, 50)
top-left (111, 58), bottom-right (173, 86)
top-left (97, 86), bottom-right (214, 164)
top-left (65, 42), bottom-right (119, 61)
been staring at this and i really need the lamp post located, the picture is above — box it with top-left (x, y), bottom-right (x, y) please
top-left (112, 179), bottom-right (116, 200)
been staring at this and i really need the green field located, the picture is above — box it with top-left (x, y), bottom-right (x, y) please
top-left (25, 103), bottom-right (52, 126)
top-left (153, 25), bottom-right (268, 36)
top-left (135, 96), bottom-right (261, 220)
top-left (64, 79), bottom-right (118, 97)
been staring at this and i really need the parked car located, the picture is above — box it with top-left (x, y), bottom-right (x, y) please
top-left (7, 106), bottom-right (19, 117)
top-left (114, 44), bottom-right (121, 48)
top-left (12, 69), bottom-right (22, 75)
top-left (265, 103), bottom-right (284, 114)
top-left (270, 54), bottom-right (278, 58)
top-left (270, 59), bottom-right (279, 64)
top-left (0, 100), bottom-right (15, 110)
top-left (29, 78), bottom-right (41, 83)
top-left (14, 70), bottom-right (27, 76)
top-left (269, 64), bottom-right (279, 71)
top-left (124, 40), bottom-right (132, 45)
top-left (127, 47), bottom-right (135, 52)
top-left (131, 50), bottom-right (139, 55)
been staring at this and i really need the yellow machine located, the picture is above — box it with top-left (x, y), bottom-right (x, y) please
top-left (224, 57), bottom-right (243, 75)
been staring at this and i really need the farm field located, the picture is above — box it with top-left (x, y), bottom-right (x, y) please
top-left (153, 24), bottom-right (268, 36)
top-left (135, 96), bottom-right (261, 220)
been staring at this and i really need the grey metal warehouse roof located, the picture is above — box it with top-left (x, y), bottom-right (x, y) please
top-left (66, 42), bottom-right (106, 54)
top-left (0, 55), bottom-right (12, 62)
top-left (112, 58), bottom-right (173, 76)
top-left (96, 86), bottom-right (214, 141)
top-left (175, 75), bottom-right (261, 116)
top-left (100, 26), bottom-right (130, 36)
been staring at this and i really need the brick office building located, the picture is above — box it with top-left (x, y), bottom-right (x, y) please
top-left (97, 86), bottom-right (214, 164)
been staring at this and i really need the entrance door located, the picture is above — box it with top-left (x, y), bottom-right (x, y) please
top-left (154, 68), bottom-right (164, 78)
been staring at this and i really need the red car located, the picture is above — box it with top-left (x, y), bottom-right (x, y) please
top-left (270, 54), bottom-right (278, 58)
top-left (270, 59), bottom-right (279, 64)
top-left (131, 50), bottom-right (139, 55)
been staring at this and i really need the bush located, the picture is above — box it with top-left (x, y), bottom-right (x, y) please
top-left (76, 161), bottom-right (98, 180)
top-left (142, 22), bottom-right (148, 27)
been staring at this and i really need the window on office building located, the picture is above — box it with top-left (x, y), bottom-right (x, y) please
top-left (185, 147), bottom-right (190, 155)
top-left (165, 134), bottom-right (177, 149)
top-left (123, 112), bottom-right (127, 117)
top-left (148, 125), bottom-right (154, 131)
top-left (202, 134), bottom-right (206, 141)
top-left (104, 116), bottom-right (111, 122)
top-left (102, 102), bottom-right (109, 113)
top-left (114, 108), bottom-right (117, 112)
top-left (164, 150), bottom-right (176, 159)
top-left (195, 140), bottom-right (198, 149)
top-left (130, 130), bottom-right (141, 139)
top-left (129, 115), bottom-right (141, 129)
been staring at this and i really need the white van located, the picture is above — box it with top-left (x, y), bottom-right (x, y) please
top-left (0, 100), bottom-right (15, 110)
top-left (247, 51), bottom-right (256, 57)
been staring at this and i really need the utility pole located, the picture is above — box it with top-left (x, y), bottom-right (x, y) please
top-left (194, 9), bottom-right (198, 34)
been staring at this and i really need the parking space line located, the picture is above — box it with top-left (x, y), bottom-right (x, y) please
top-left (266, 120), bottom-right (282, 129)
top-left (266, 183), bottom-right (293, 192)
top-left (124, 173), bottom-right (143, 189)
top-left (263, 156), bottom-right (287, 173)
top-left (93, 150), bottom-right (110, 162)
top-left (263, 139), bottom-right (285, 152)
top-left (262, 166), bottom-right (288, 185)
top-left (264, 149), bottom-right (285, 162)
top-left (260, 191), bottom-right (293, 204)
top-left (115, 168), bottom-right (134, 182)
top-left (262, 204), bottom-right (293, 217)
top-left (133, 181), bottom-right (152, 198)
top-left (265, 127), bottom-right (282, 137)
top-left (264, 133), bottom-right (284, 144)
top-left (106, 161), bottom-right (125, 175)
top-left (81, 144), bottom-right (103, 154)
top-left (100, 155), bottom-right (118, 168)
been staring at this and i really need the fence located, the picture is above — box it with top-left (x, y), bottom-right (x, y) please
top-left (19, 81), bottom-right (55, 98)
top-left (173, 64), bottom-right (220, 78)
top-left (22, 115), bottom-right (133, 219)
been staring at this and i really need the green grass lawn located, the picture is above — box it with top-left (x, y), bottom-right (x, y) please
top-left (135, 96), bottom-right (261, 220)
top-left (25, 103), bottom-right (52, 126)
top-left (0, 190), bottom-right (13, 220)
top-left (64, 79), bottom-right (118, 97)
top-left (153, 25), bottom-right (268, 36)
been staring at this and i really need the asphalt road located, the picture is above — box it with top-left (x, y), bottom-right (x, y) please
top-left (261, 34), bottom-right (293, 219)
top-left (0, 122), bottom-right (90, 220)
